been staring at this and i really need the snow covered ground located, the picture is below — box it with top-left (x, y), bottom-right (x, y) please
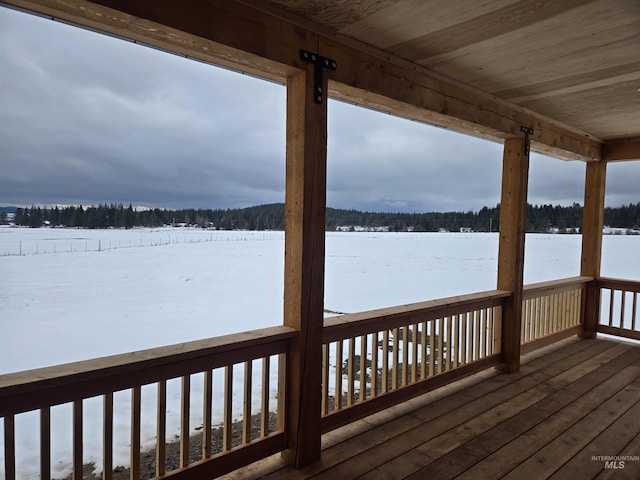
top-left (0, 227), bottom-right (638, 478)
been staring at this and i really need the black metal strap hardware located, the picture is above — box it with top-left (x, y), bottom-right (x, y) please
top-left (520, 125), bottom-right (534, 156)
top-left (300, 49), bottom-right (337, 104)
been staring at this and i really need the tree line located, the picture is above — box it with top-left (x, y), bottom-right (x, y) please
top-left (3, 202), bottom-right (640, 233)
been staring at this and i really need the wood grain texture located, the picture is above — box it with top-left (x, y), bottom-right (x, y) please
top-left (282, 67), bottom-right (328, 467)
top-left (581, 161), bottom-right (607, 337)
top-left (226, 338), bottom-right (640, 480)
top-left (497, 137), bottom-right (529, 372)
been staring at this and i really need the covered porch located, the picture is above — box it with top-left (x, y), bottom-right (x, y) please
top-left (1, 1), bottom-right (639, 479)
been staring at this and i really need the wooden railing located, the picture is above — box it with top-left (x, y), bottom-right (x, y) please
top-left (520, 276), bottom-right (590, 353)
top-left (4, 277), bottom-right (638, 479)
top-left (0, 327), bottom-right (295, 480)
top-left (320, 290), bottom-right (509, 432)
top-left (597, 278), bottom-right (640, 341)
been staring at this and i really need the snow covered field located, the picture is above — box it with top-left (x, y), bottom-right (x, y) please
top-left (0, 227), bottom-right (638, 478)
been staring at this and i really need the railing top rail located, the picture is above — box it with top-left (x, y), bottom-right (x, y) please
top-left (522, 276), bottom-right (593, 300)
top-left (597, 277), bottom-right (640, 292)
top-left (0, 326), bottom-right (296, 415)
top-left (323, 289), bottom-right (510, 343)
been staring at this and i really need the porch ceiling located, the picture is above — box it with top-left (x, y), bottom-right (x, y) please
top-left (259, 0), bottom-right (640, 143)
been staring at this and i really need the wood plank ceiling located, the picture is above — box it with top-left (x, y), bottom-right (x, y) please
top-left (259, 0), bottom-right (640, 143)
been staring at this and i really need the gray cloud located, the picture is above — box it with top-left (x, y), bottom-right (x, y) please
top-left (1, 7), bottom-right (638, 213)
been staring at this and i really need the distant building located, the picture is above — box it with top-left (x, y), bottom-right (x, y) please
top-left (335, 225), bottom-right (390, 232)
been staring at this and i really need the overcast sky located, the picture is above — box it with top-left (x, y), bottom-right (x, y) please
top-left (1, 7), bottom-right (638, 213)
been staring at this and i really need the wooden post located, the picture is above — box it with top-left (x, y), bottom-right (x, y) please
top-left (281, 66), bottom-right (327, 467)
top-left (497, 137), bottom-right (530, 373)
top-left (580, 160), bottom-right (606, 338)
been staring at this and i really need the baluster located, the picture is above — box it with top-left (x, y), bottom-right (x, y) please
top-left (438, 317), bottom-right (445, 372)
top-left (223, 366), bottom-right (233, 451)
top-left (243, 361), bottom-right (253, 444)
top-left (543, 294), bottom-right (549, 335)
top-left (542, 295), bottom-right (549, 338)
top-left (322, 345), bottom-right (329, 415)
top-left (488, 307), bottom-right (495, 355)
top-left (479, 310), bottom-right (486, 360)
top-left (392, 328), bottom-right (400, 390)
top-left (73, 400), bottom-right (83, 479)
top-left (381, 331), bottom-right (389, 393)
top-left (609, 289), bottom-right (615, 326)
top-left (544, 292), bottom-right (556, 336)
top-left (360, 334), bottom-right (367, 401)
top-left (103, 394), bottom-right (113, 480)
top-left (347, 337), bottom-right (355, 406)
top-left (261, 357), bottom-right (270, 436)
top-left (558, 292), bottom-right (564, 332)
top-left (402, 327), bottom-right (409, 386)
top-left (41, 406), bottom-right (51, 480)
top-left (575, 288), bottom-right (582, 326)
top-left (545, 294), bottom-right (551, 335)
top-left (429, 321), bottom-right (436, 375)
top-left (461, 313), bottom-right (469, 365)
top-left (521, 299), bottom-right (527, 343)
top-left (335, 340), bottom-right (343, 409)
top-left (420, 322), bottom-right (428, 378)
top-left (446, 316), bottom-right (453, 370)
top-left (569, 289), bottom-right (575, 327)
top-left (453, 315), bottom-right (461, 367)
top-left (371, 331), bottom-right (379, 396)
top-left (180, 376), bottom-right (190, 466)
top-left (412, 323), bottom-right (419, 381)
top-left (620, 290), bottom-right (626, 329)
top-left (203, 371), bottom-right (213, 457)
top-left (277, 353), bottom-right (286, 432)
top-left (4, 414), bottom-right (15, 480)
top-left (156, 380), bottom-right (167, 476)
top-left (131, 386), bottom-right (141, 477)
top-left (632, 292), bottom-right (637, 331)
top-left (526, 298), bottom-right (533, 342)
top-left (530, 297), bottom-right (537, 340)
top-left (530, 297), bottom-right (536, 340)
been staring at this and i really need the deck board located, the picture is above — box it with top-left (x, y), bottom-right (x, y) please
top-left (550, 393), bottom-right (640, 480)
top-left (455, 350), bottom-right (640, 479)
top-left (221, 337), bottom-right (640, 480)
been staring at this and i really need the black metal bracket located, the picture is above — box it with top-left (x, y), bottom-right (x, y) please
top-left (300, 49), bottom-right (337, 104)
top-left (520, 125), bottom-right (534, 156)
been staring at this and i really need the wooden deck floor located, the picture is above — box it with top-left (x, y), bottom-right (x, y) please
top-left (222, 336), bottom-right (640, 480)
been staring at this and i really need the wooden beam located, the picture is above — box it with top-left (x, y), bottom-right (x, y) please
top-left (580, 161), bottom-right (607, 338)
top-left (282, 66), bottom-right (327, 467)
top-left (1, 0), bottom-right (299, 83)
top-left (602, 137), bottom-right (640, 162)
top-left (497, 137), bottom-right (530, 373)
top-left (3, 0), bottom-right (602, 162)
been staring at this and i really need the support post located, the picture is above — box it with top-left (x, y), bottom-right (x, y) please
top-left (281, 66), bottom-right (327, 467)
top-left (580, 161), bottom-right (606, 338)
top-left (497, 136), bottom-right (530, 373)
